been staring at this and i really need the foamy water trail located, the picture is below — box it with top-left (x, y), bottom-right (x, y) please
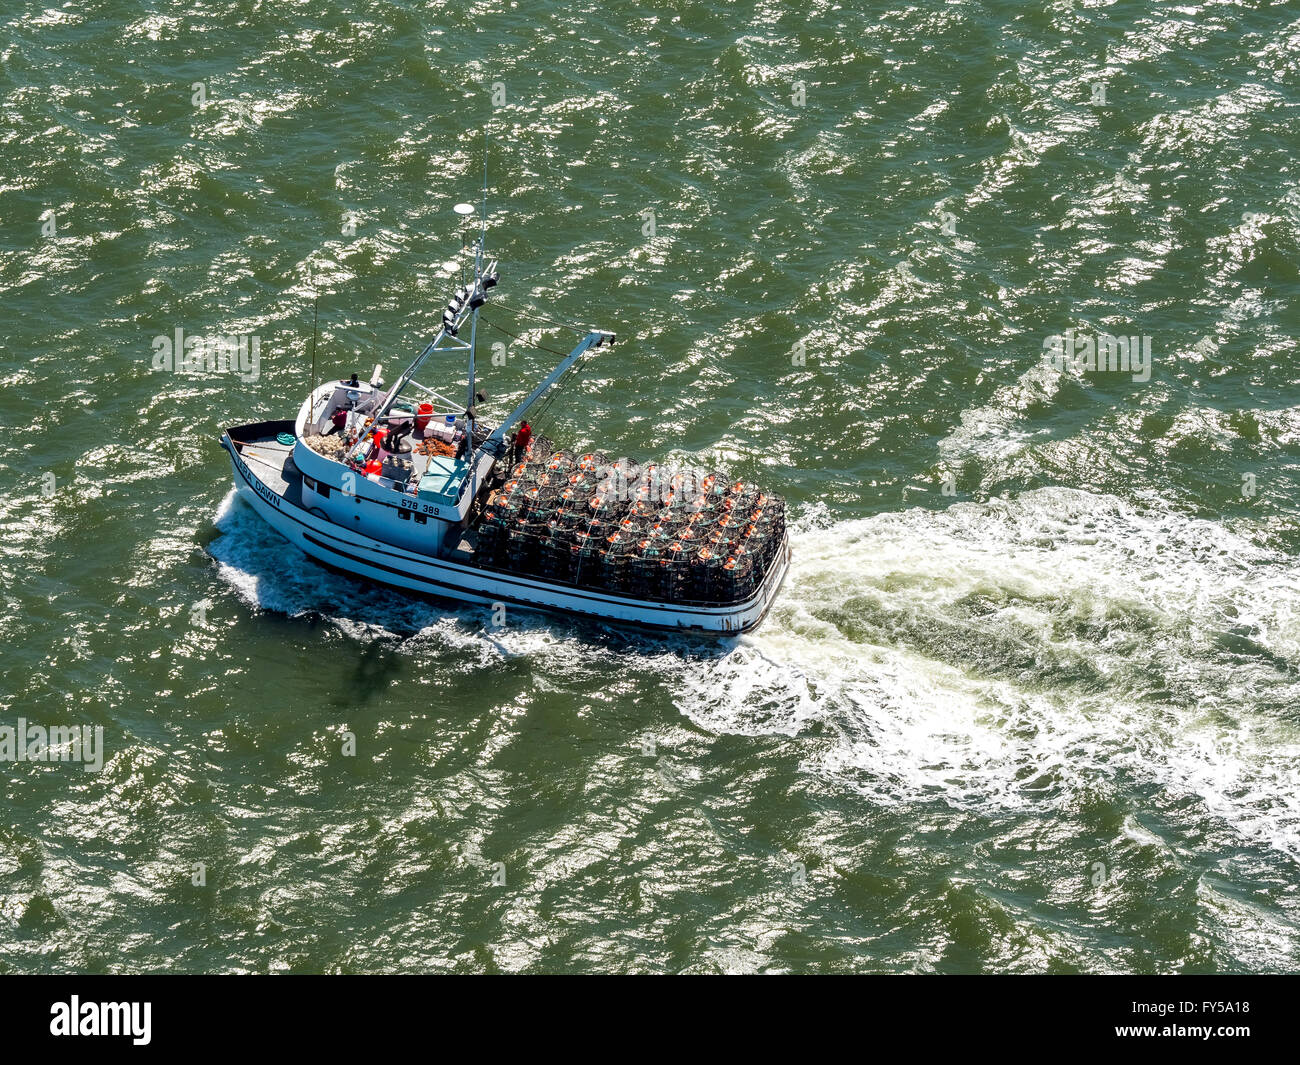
top-left (210, 487), bottom-right (1300, 861)
top-left (678, 489), bottom-right (1300, 861)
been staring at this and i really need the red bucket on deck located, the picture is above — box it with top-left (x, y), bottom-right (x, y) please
top-left (415, 403), bottom-right (434, 432)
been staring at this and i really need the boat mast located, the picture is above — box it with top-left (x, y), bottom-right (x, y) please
top-left (308, 291), bottom-right (319, 430)
top-left (465, 137), bottom-right (489, 469)
top-left (341, 135), bottom-right (612, 497)
top-left (468, 140), bottom-right (488, 419)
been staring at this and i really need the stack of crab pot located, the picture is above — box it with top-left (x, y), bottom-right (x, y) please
top-left (474, 443), bottom-right (785, 605)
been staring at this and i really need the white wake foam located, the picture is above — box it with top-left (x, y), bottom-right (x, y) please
top-left (676, 488), bottom-right (1300, 860)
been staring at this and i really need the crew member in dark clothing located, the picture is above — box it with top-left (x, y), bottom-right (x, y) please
top-left (386, 417), bottom-right (413, 453)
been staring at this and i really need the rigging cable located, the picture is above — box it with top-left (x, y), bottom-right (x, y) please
top-left (489, 298), bottom-right (590, 337)
top-left (529, 349), bottom-right (596, 436)
top-left (477, 313), bottom-right (605, 437)
top-left (478, 315), bottom-right (573, 360)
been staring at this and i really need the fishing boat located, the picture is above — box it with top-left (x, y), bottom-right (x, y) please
top-left (218, 196), bottom-right (790, 635)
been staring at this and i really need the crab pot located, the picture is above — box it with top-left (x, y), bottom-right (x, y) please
top-left (545, 450), bottom-right (574, 475)
top-left (655, 556), bottom-right (687, 598)
top-left (571, 537), bottom-right (603, 586)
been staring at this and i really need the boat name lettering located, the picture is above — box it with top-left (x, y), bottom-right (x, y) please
top-left (237, 453), bottom-right (281, 509)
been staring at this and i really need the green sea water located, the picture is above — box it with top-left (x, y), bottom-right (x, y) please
top-left (2, 0), bottom-right (1299, 973)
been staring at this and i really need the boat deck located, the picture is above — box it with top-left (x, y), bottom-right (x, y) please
top-left (226, 424), bottom-right (306, 509)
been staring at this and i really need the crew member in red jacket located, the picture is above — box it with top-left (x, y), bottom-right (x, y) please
top-left (512, 420), bottom-right (532, 462)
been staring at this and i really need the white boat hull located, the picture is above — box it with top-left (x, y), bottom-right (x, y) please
top-left (221, 430), bottom-right (788, 636)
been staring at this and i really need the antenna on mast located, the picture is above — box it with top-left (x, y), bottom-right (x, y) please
top-left (480, 131), bottom-right (488, 271)
top-left (308, 275), bottom-right (320, 435)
